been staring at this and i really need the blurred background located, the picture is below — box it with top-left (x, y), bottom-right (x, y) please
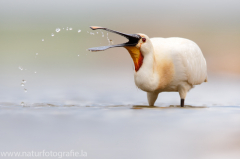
top-left (1, 0), bottom-right (240, 105)
top-left (1, 0), bottom-right (240, 159)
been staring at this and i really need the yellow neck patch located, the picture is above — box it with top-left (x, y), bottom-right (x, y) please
top-left (124, 46), bottom-right (144, 72)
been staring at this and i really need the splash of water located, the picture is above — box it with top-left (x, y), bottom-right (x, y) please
top-left (55, 28), bottom-right (61, 32)
top-left (107, 32), bottom-right (110, 45)
top-left (18, 66), bottom-right (23, 71)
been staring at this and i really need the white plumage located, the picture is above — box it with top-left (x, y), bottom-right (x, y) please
top-left (132, 35), bottom-right (207, 107)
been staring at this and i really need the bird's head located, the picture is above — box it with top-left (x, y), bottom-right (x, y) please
top-left (133, 33), bottom-right (152, 56)
top-left (88, 26), bottom-right (153, 72)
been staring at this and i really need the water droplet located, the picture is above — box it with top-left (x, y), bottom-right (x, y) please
top-left (22, 80), bottom-right (26, 83)
top-left (97, 32), bottom-right (98, 34)
top-left (69, 28), bottom-right (72, 30)
top-left (21, 102), bottom-right (25, 106)
top-left (21, 83), bottom-right (24, 86)
top-left (78, 30), bottom-right (81, 33)
top-left (36, 53), bottom-right (38, 55)
top-left (18, 66), bottom-right (23, 71)
top-left (102, 32), bottom-right (104, 37)
top-left (63, 28), bottom-right (64, 30)
top-left (106, 33), bottom-right (111, 45)
top-left (24, 89), bottom-right (27, 93)
top-left (78, 55), bottom-right (79, 57)
top-left (51, 33), bottom-right (54, 37)
top-left (87, 31), bottom-right (89, 33)
top-left (55, 28), bottom-right (61, 32)
top-left (34, 71), bottom-right (37, 73)
top-left (66, 27), bottom-right (69, 31)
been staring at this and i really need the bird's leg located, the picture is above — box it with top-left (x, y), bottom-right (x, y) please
top-left (147, 92), bottom-right (159, 106)
top-left (181, 99), bottom-right (185, 107)
top-left (178, 84), bottom-right (191, 107)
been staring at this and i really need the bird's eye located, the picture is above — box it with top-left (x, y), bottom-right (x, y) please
top-left (142, 38), bottom-right (146, 42)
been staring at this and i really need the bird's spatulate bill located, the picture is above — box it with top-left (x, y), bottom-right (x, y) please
top-left (90, 26), bottom-right (105, 30)
top-left (88, 26), bottom-right (141, 52)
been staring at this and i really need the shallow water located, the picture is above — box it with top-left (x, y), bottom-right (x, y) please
top-left (0, 103), bottom-right (240, 159)
top-left (0, 75), bottom-right (240, 159)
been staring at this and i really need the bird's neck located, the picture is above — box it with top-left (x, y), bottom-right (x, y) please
top-left (140, 50), bottom-right (155, 75)
top-left (134, 49), bottom-right (160, 92)
top-left (124, 45), bottom-right (155, 74)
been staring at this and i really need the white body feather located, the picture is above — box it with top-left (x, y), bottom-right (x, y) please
top-left (134, 36), bottom-right (207, 106)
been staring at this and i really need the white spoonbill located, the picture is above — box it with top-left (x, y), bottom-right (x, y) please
top-left (89, 26), bottom-right (208, 107)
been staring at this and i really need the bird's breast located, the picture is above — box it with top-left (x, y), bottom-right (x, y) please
top-left (134, 52), bottom-right (175, 93)
top-left (154, 56), bottom-right (175, 90)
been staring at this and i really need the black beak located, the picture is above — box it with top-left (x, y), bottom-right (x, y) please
top-left (88, 26), bottom-right (141, 52)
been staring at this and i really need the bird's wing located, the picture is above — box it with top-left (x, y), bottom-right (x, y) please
top-left (151, 37), bottom-right (208, 85)
top-left (178, 38), bottom-right (208, 85)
